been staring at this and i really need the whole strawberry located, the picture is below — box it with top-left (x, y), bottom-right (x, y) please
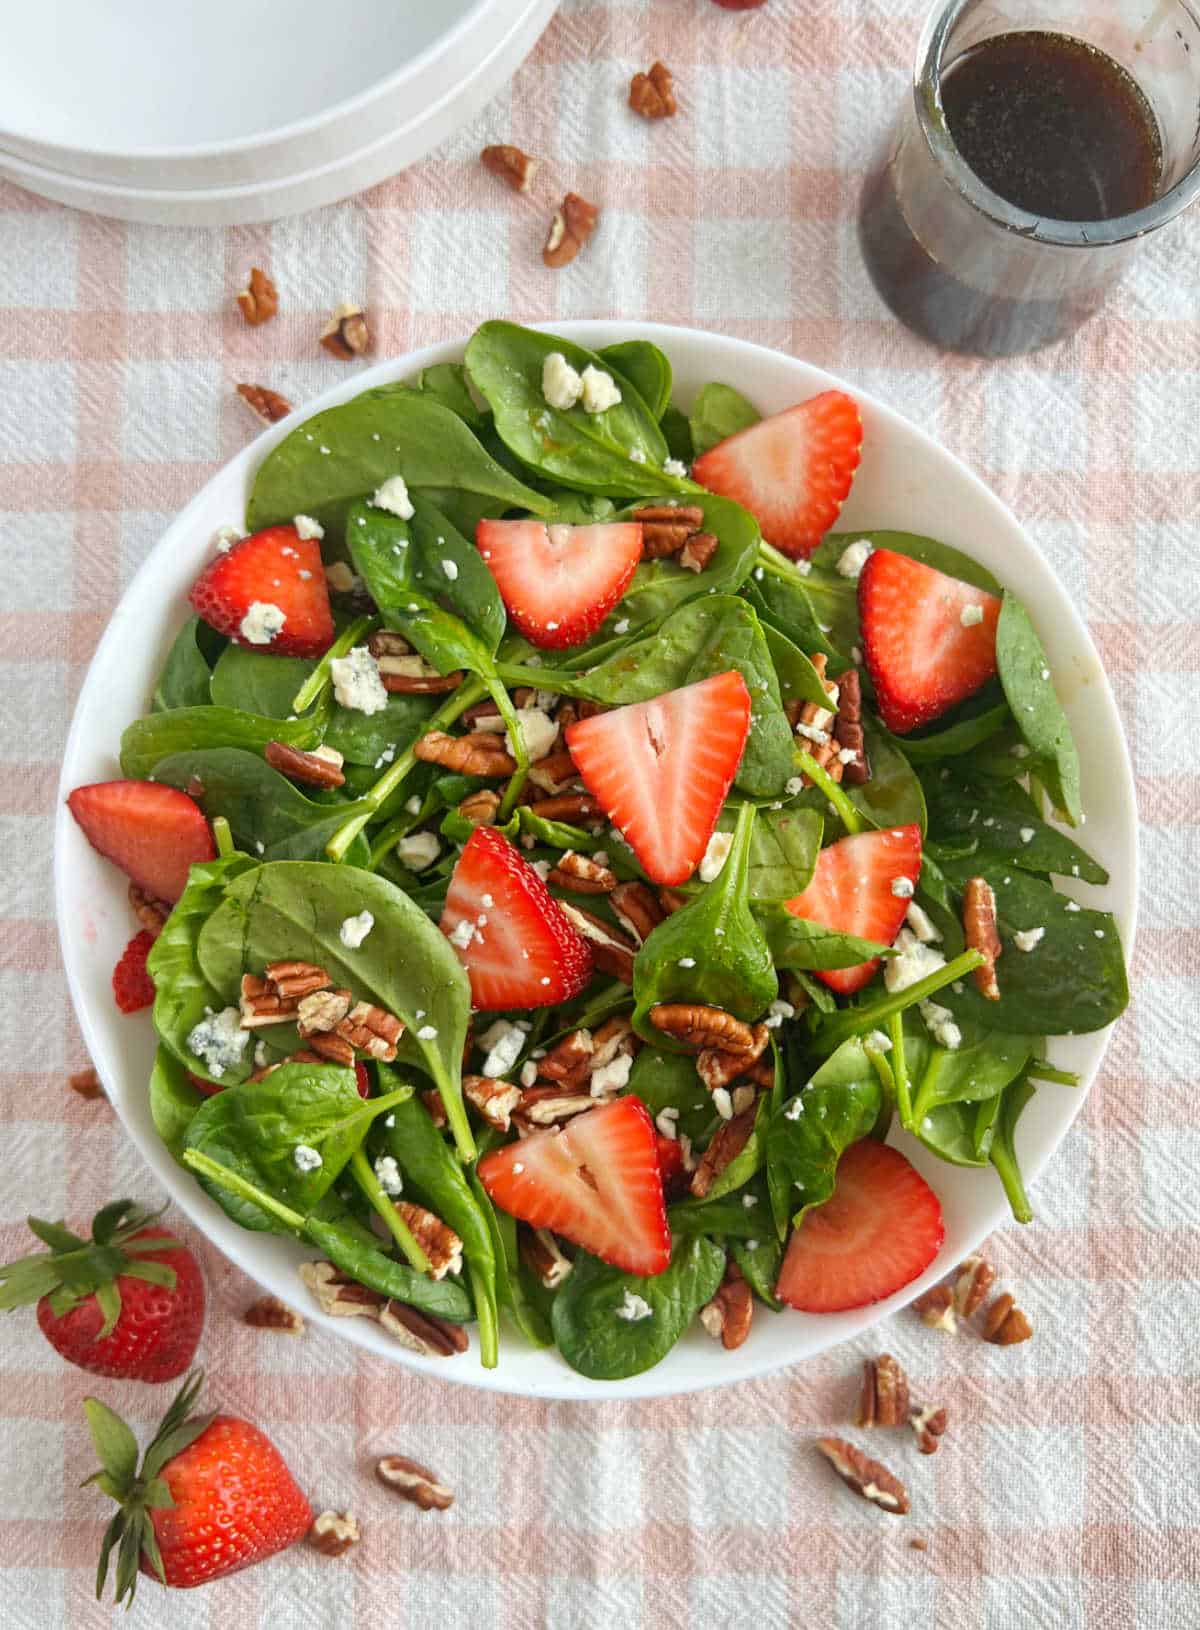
top-left (0, 1200), bottom-right (204, 1382)
top-left (85, 1371), bottom-right (313, 1601)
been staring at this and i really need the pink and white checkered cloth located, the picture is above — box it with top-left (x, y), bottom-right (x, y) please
top-left (1, 2), bottom-right (1197, 1624)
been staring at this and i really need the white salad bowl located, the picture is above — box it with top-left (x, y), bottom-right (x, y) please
top-left (55, 322), bottom-right (1138, 1400)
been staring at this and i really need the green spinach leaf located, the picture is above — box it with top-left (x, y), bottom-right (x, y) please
top-left (209, 645), bottom-right (317, 719)
top-left (152, 616), bottom-right (221, 711)
top-left (412, 362), bottom-right (488, 431)
top-left (624, 1049), bottom-right (716, 1146)
top-left (325, 690), bottom-right (441, 768)
top-left (120, 706), bottom-right (323, 781)
top-left (598, 340), bottom-right (673, 420)
top-left (996, 594), bottom-right (1082, 826)
top-left (148, 1045), bottom-right (205, 1160)
top-left (730, 1233), bottom-right (783, 1309)
top-left (989, 1071), bottom-right (1037, 1222)
top-left (922, 774), bottom-right (1107, 883)
top-left (813, 530), bottom-right (1003, 595)
top-left (688, 381), bottom-right (760, 458)
top-left (305, 1212), bottom-right (474, 1322)
top-left (765, 1038), bottom-right (881, 1238)
top-left (757, 907), bottom-right (890, 971)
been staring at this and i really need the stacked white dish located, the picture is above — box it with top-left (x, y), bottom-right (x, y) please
top-left (0, 0), bottom-right (558, 225)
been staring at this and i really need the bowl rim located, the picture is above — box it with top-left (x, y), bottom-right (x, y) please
top-left (54, 319), bottom-right (1138, 1400)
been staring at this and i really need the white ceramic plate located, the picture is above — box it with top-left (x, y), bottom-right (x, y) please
top-left (55, 322), bottom-right (1138, 1400)
top-left (0, 0), bottom-right (558, 227)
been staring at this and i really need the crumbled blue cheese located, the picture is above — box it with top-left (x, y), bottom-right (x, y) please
top-left (186, 1006), bottom-right (249, 1078)
top-left (339, 909), bottom-right (374, 949)
top-left (960, 603), bottom-right (984, 628)
top-left (395, 831), bottom-right (441, 872)
top-left (613, 618), bottom-right (630, 635)
top-left (764, 999), bottom-right (795, 1030)
top-left (698, 829), bottom-right (733, 883)
top-left (795, 721), bottom-right (829, 744)
top-left (294, 514), bottom-right (324, 541)
top-left (371, 475), bottom-right (414, 519)
top-left (784, 1096), bottom-right (804, 1121)
top-left (331, 646), bottom-right (389, 715)
top-left (615, 1289), bottom-right (653, 1322)
top-left (904, 902), bottom-right (941, 943)
top-left (891, 876), bottom-right (915, 899)
top-left (479, 1019), bottom-right (526, 1079)
top-left (1012, 926), bottom-right (1045, 952)
top-left (373, 1154), bottom-right (403, 1195)
top-left (1065, 901), bottom-right (1081, 913)
top-left (580, 365), bottom-right (622, 415)
top-left (655, 1106), bottom-right (679, 1139)
top-left (447, 916), bottom-right (479, 950)
top-left (712, 1087), bottom-right (734, 1120)
top-left (785, 776), bottom-right (804, 796)
top-left (416, 1024), bottom-right (438, 1041)
top-left (293, 1144), bottom-right (323, 1173)
top-left (742, 1192), bottom-right (758, 1208)
top-left (884, 928), bottom-right (946, 994)
top-left (629, 446), bottom-right (646, 464)
top-left (864, 1029), bottom-right (892, 1052)
top-left (663, 457), bottom-right (689, 478)
top-left (239, 601), bottom-right (286, 646)
top-left (440, 558), bottom-right (459, 581)
top-left (835, 538), bottom-right (873, 580)
top-left (542, 351), bottom-right (583, 411)
top-left (920, 999), bottom-right (962, 1050)
top-left (1019, 827), bottom-right (1036, 845)
top-left (506, 707), bottom-right (558, 765)
top-left (213, 523), bottom-right (244, 552)
top-left (590, 1053), bottom-right (633, 1096)
top-left (678, 956), bottom-right (696, 968)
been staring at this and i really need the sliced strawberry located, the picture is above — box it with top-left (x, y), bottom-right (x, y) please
top-left (188, 524), bottom-right (334, 658)
top-left (691, 392), bottom-right (862, 560)
top-left (112, 930), bottom-right (155, 1013)
top-left (475, 519), bottom-right (643, 649)
top-left (354, 1061), bottom-right (371, 1099)
top-left (654, 1130), bottom-right (687, 1197)
top-left (564, 671), bottom-right (751, 886)
top-left (858, 549), bottom-right (1002, 734)
top-left (784, 825), bottom-right (922, 996)
top-left (775, 1139), bottom-right (944, 1313)
top-left (186, 1071), bottom-right (225, 1099)
top-left (68, 780), bottom-right (215, 903)
top-left (478, 1097), bottom-right (670, 1276)
top-left (440, 826), bottom-right (593, 1010)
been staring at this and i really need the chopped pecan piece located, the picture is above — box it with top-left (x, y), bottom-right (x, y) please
top-left (338, 1001), bottom-right (403, 1062)
top-left (516, 1086), bottom-right (596, 1126)
top-left (963, 876), bottom-right (1002, 1001)
top-left (301, 1264), bottom-right (466, 1353)
top-left (240, 973), bottom-right (299, 1029)
top-left (629, 60), bottom-right (677, 119)
top-left (610, 880), bottom-right (665, 945)
top-left (521, 1227), bottom-right (574, 1289)
top-left (857, 1353), bottom-right (910, 1428)
top-left (376, 1455), bottom-right (454, 1510)
top-left (815, 1437), bottom-right (910, 1515)
top-left (560, 904), bottom-right (637, 983)
top-left (243, 1295), bottom-right (305, 1334)
top-left (422, 1088), bottom-right (448, 1128)
top-left (527, 791), bottom-right (603, 824)
top-left (590, 1015), bottom-right (638, 1071)
top-left (236, 382), bottom-right (292, 424)
top-left (236, 266), bottom-right (278, 326)
top-left (265, 960), bottom-right (332, 1000)
top-left (543, 192), bottom-right (600, 269)
top-left (367, 629), bottom-right (462, 694)
top-left (909, 1403), bottom-right (948, 1455)
top-left (457, 788), bottom-right (501, 827)
top-left (394, 1201), bottom-right (463, 1280)
top-left (657, 888), bottom-right (689, 916)
top-left (528, 748), bottom-right (580, 796)
top-left (952, 1254), bottom-right (995, 1319)
top-left (912, 1282), bottom-right (957, 1333)
top-left (296, 988), bottom-right (353, 1037)
top-left (265, 739), bottom-right (346, 789)
top-left (982, 1292), bottom-right (1032, 1345)
top-left (679, 532), bottom-right (719, 573)
top-left (308, 1510), bottom-right (359, 1556)
top-left (547, 850), bottom-right (618, 894)
top-left (632, 504), bottom-right (707, 558)
top-left (697, 1022), bottom-right (770, 1092)
top-left (129, 882), bottom-right (169, 938)
top-left (413, 730), bottom-right (516, 777)
top-left (690, 1106), bottom-right (757, 1199)
top-left (68, 1067), bottom-right (104, 1100)
top-left (537, 1028), bottom-right (595, 1084)
top-left (463, 1074), bottom-right (521, 1132)
top-left (307, 1031), bottom-right (358, 1067)
top-left (650, 1003), bottom-right (759, 1054)
top-left (319, 303), bottom-right (370, 359)
top-left (832, 667), bottom-right (869, 785)
top-left (699, 1261), bottom-right (753, 1350)
top-left (480, 142), bottom-right (538, 192)
top-left (377, 1301), bottom-right (468, 1357)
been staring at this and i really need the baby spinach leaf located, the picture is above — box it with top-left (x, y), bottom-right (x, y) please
top-left (688, 381), bottom-right (760, 458)
top-left (742, 573), bottom-right (847, 668)
top-left (766, 1038), bottom-right (881, 1238)
top-left (195, 861), bottom-right (476, 1156)
top-left (989, 1072), bottom-right (1036, 1223)
top-left (598, 339), bottom-right (673, 420)
top-left (325, 690), bottom-right (440, 769)
top-left (757, 907), bottom-right (890, 971)
top-left (996, 594), bottom-right (1082, 826)
top-left (913, 1099), bottom-right (993, 1167)
top-left (152, 749), bottom-right (375, 863)
top-left (120, 706), bottom-right (323, 781)
top-left (734, 804), bottom-right (822, 901)
top-left (208, 645), bottom-right (317, 719)
top-left (182, 1062), bottom-right (405, 1233)
top-left (922, 775), bottom-right (1107, 884)
top-left (468, 1171), bottom-right (552, 1349)
top-left (846, 722), bottom-right (928, 834)
top-left (762, 622), bottom-right (844, 712)
top-left (245, 383), bottom-right (551, 543)
top-left (633, 804), bottom-right (778, 1043)
top-left (668, 1174), bottom-right (770, 1239)
top-left (305, 1212), bottom-right (474, 1322)
top-left (148, 1046), bottom-right (205, 1161)
top-left (660, 403), bottom-right (694, 465)
top-left (814, 530), bottom-right (1003, 595)
top-left (908, 1024), bottom-right (1035, 1126)
top-left (890, 686), bottom-right (1010, 762)
top-left (706, 1092), bottom-right (772, 1201)
top-left (550, 1234), bottom-right (724, 1380)
top-left (465, 321), bottom-right (686, 497)
top-left (412, 362), bottom-right (488, 431)
top-left (730, 1232), bottom-right (783, 1310)
top-left (517, 808), bottom-right (596, 851)
top-left (624, 1049), bottom-right (716, 1146)
top-left (147, 853), bottom-right (260, 1084)
top-left (152, 616), bottom-right (221, 711)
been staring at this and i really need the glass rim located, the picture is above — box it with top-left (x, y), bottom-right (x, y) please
top-left (914, 0), bottom-right (1200, 248)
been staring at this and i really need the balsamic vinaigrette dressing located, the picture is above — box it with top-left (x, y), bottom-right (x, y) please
top-left (859, 31), bottom-right (1165, 354)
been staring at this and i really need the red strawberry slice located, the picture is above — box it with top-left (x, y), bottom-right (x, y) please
top-left (564, 671), bottom-right (751, 886)
top-left (478, 1096), bottom-right (671, 1276)
top-left (775, 1138), bottom-right (944, 1313)
top-left (784, 824), bottom-right (922, 996)
top-left (475, 519), bottom-right (643, 649)
top-left (858, 549), bottom-right (1002, 734)
top-left (440, 826), bottom-right (593, 1010)
top-left (68, 780), bottom-right (215, 903)
top-left (112, 930), bottom-right (155, 1013)
top-left (691, 392), bottom-right (862, 559)
top-left (188, 524), bottom-right (334, 658)
top-left (655, 1130), bottom-right (687, 1196)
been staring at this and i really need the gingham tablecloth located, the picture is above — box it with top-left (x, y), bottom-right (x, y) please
top-left (2, 2), bottom-right (1198, 1624)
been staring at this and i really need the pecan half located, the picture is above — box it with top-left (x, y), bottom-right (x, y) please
top-left (236, 266), bottom-right (277, 326)
top-left (265, 960), bottom-right (332, 999)
top-left (560, 904), bottom-right (636, 983)
top-left (307, 1032), bottom-right (358, 1067)
top-left (376, 1455), bottom-right (454, 1510)
top-left (308, 1510), bottom-right (359, 1556)
top-left (413, 730), bottom-right (516, 777)
top-left (543, 192), bottom-right (600, 269)
top-left (301, 1261), bottom-right (387, 1317)
top-left (591, 1015), bottom-right (638, 1071)
top-left (610, 880), bottom-right (665, 945)
top-left (458, 788), bottom-right (501, 827)
top-left (963, 876), bottom-right (1002, 1001)
top-left (463, 1074), bottom-right (522, 1132)
top-left (394, 1201), bottom-right (463, 1279)
top-left (527, 792), bottom-right (602, 824)
top-left (697, 1022), bottom-right (770, 1092)
top-left (538, 1028), bottom-right (595, 1083)
top-left (243, 1294), bottom-right (305, 1334)
top-left (68, 1067), bottom-right (104, 1100)
top-left (832, 667), bottom-right (869, 785)
top-left (909, 1404), bottom-right (948, 1455)
top-left (547, 850), bottom-right (618, 894)
top-left (690, 1106), bottom-right (757, 1199)
top-left (377, 1301), bottom-right (468, 1357)
top-left (857, 1354), bottom-right (910, 1428)
top-left (265, 739), bottom-right (346, 789)
top-left (296, 988), bottom-right (353, 1037)
top-left (301, 1264), bottom-right (466, 1353)
top-left (240, 973), bottom-right (303, 1029)
top-left (912, 1283), bottom-right (957, 1333)
top-left (236, 382), bottom-right (292, 424)
top-left (632, 504), bottom-right (707, 558)
top-left (516, 1086), bottom-right (596, 1126)
top-left (338, 1001), bottom-right (403, 1063)
top-left (367, 629), bottom-right (462, 694)
top-left (320, 303), bottom-right (370, 360)
top-left (952, 1254), bottom-right (995, 1319)
top-left (481, 143), bottom-right (538, 192)
top-left (521, 1228), bottom-right (573, 1289)
top-left (129, 882), bottom-right (169, 938)
top-left (699, 1262), bottom-right (753, 1350)
top-left (816, 1437), bottom-right (910, 1515)
top-left (982, 1292), bottom-right (1032, 1345)
top-left (629, 60), bottom-right (677, 119)
top-left (680, 532), bottom-right (719, 573)
top-left (528, 748), bottom-right (580, 796)
top-left (650, 1003), bottom-right (758, 1054)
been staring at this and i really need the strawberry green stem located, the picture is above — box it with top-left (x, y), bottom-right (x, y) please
top-left (292, 615), bottom-right (379, 715)
top-left (347, 1149), bottom-right (431, 1274)
top-left (814, 950), bottom-right (985, 1056)
top-left (795, 749), bottom-right (862, 834)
